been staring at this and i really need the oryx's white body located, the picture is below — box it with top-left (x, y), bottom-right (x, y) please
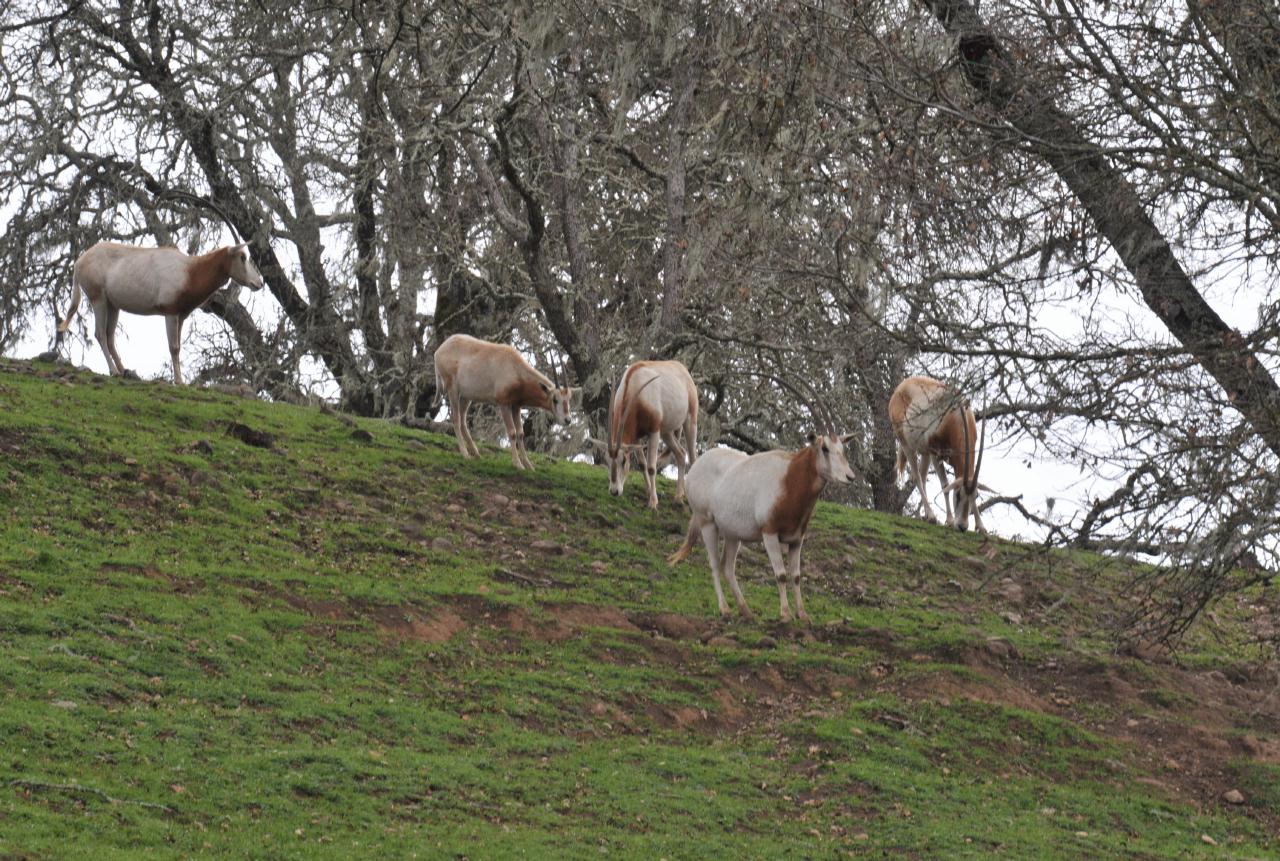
top-left (432, 334), bottom-right (574, 470)
top-left (605, 360), bottom-right (699, 509)
top-left (58, 241), bottom-right (265, 385)
top-left (669, 434), bottom-right (856, 623)
top-left (888, 375), bottom-right (988, 533)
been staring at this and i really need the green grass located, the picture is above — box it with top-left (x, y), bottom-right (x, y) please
top-left (0, 359), bottom-right (1274, 859)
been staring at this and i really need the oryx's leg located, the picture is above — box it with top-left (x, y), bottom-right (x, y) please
top-left (515, 409), bottom-right (535, 470)
top-left (497, 405), bottom-right (525, 469)
top-left (661, 430), bottom-right (688, 501)
top-left (719, 536), bottom-right (752, 619)
top-left (459, 400), bottom-right (482, 457)
top-left (699, 522), bottom-right (730, 617)
top-left (684, 413), bottom-right (698, 466)
top-left (762, 532), bottom-right (793, 623)
top-left (103, 305), bottom-right (127, 376)
top-left (933, 458), bottom-right (953, 522)
top-left (971, 497), bottom-right (988, 536)
top-left (786, 539), bottom-right (809, 624)
top-left (449, 392), bottom-right (473, 458)
top-left (911, 452), bottom-right (938, 523)
top-left (164, 314), bottom-right (183, 385)
top-left (643, 433), bottom-right (660, 510)
top-left (89, 295), bottom-right (119, 376)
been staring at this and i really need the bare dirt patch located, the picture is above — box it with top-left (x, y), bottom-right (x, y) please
top-left (371, 606), bottom-right (467, 644)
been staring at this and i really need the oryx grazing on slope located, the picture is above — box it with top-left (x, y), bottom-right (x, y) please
top-left (432, 334), bottom-right (577, 470)
top-left (57, 241), bottom-right (265, 385)
top-left (888, 375), bottom-right (992, 533)
top-left (598, 360), bottom-right (699, 510)
top-left (669, 430), bottom-right (857, 623)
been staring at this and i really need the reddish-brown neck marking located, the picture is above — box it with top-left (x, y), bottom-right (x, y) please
top-left (765, 446), bottom-right (825, 541)
top-left (162, 247), bottom-right (234, 317)
top-left (928, 408), bottom-right (974, 483)
top-left (612, 367), bottom-right (659, 448)
top-left (497, 377), bottom-right (552, 411)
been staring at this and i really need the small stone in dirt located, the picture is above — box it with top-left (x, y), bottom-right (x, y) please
top-left (590, 561), bottom-right (607, 574)
top-left (984, 637), bottom-right (1017, 660)
top-left (756, 635), bottom-right (778, 649)
top-left (488, 493), bottom-right (511, 508)
top-left (530, 539), bottom-right (566, 555)
top-left (407, 438), bottom-right (426, 449)
top-left (705, 635), bottom-right (740, 649)
top-left (1222, 789), bottom-right (1245, 805)
top-left (225, 422), bottom-right (275, 448)
top-left (650, 613), bottom-right (701, 640)
top-left (431, 537), bottom-right (454, 550)
top-left (350, 428), bottom-right (374, 443)
top-left (51, 700), bottom-right (77, 709)
top-left (191, 439), bottom-right (214, 455)
top-left (876, 713), bottom-right (909, 731)
top-left (124, 457), bottom-right (138, 467)
top-left (1200, 834), bottom-right (1217, 846)
top-left (444, 503), bottom-right (465, 514)
top-left (1001, 611), bottom-right (1023, 626)
top-left (996, 578), bottom-right (1025, 604)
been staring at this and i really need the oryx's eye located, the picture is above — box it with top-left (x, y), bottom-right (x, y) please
top-left (821, 445), bottom-right (829, 454)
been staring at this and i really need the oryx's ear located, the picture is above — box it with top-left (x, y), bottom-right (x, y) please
top-left (840, 433), bottom-right (856, 445)
top-left (540, 381), bottom-right (553, 394)
top-left (806, 432), bottom-right (817, 445)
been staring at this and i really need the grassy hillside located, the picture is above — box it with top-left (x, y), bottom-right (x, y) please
top-left (1, 358), bottom-right (1276, 859)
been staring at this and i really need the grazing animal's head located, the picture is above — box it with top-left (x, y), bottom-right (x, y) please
top-left (604, 375), bottom-right (661, 496)
top-left (941, 407), bottom-right (991, 532)
top-left (807, 431), bottom-right (857, 485)
top-left (544, 382), bottom-right (574, 425)
top-left (541, 355), bottom-right (576, 425)
top-left (229, 244), bottom-right (264, 291)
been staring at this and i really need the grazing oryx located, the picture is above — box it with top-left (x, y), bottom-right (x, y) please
top-left (888, 375), bottom-right (991, 533)
top-left (669, 431), bottom-right (856, 623)
top-left (432, 334), bottom-right (576, 470)
top-left (57, 241), bottom-right (265, 385)
top-left (598, 360), bottom-right (699, 510)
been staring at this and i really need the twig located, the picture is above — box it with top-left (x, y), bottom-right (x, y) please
top-left (9, 779), bottom-right (177, 815)
top-left (492, 568), bottom-right (564, 588)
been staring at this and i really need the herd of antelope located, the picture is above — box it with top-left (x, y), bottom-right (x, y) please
top-left (56, 240), bottom-right (991, 624)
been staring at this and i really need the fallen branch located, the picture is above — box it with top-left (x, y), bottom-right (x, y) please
top-left (9, 779), bottom-right (177, 815)
top-left (492, 567), bottom-right (565, 588)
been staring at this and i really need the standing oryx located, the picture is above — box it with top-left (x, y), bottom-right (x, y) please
top-left (888, 375), bottom-right (991, 533)
top-left (432, 334), bottom-right (576, 470)
top-left (599, 360), bottom-right (699, 510)
top-left (57, 241), bottom-right (265, 385)
top-left (669, 431), bottom-right (856, 623)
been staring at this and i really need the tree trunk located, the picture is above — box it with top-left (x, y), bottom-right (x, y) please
top-left (916, 0), bottom-right (1280, 458)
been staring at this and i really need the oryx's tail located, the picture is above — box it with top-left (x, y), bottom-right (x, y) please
top-left (430, 363), bottom-right (443, 413)
top-left (668, 515), bottom-right (700, 566)
top-left (895, 445), bottom-right (906, 481)
top-left (56, 270), bottom-right (83, 343)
